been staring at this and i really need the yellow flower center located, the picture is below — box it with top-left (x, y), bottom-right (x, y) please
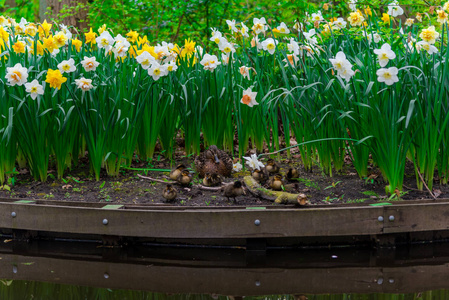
top-left (63, 64), bottom-right (71, 71)
top-left (241, 95), bottom-right (251, 105)
top-left (224, 46), bottom-right (231, 53)
top-left (153, 68), bottom-right (161, 75)
top-left (383, 72), bottom-right (392, 79)
top-left (267, 43), bottom-right (275, 50)
top-left (168, 65), bottom-right (173, 71)
top-left (31, 87), bottom-right (38, 93)
top-left (214, 37), bottom-right (220, 44)
top-left (12, 71), bottom-right (22, 81)
top-left (87, 62), bottom-right (94, 68)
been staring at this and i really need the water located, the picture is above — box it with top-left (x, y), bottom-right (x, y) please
top-left (1, 238), bottom-right (449, 299)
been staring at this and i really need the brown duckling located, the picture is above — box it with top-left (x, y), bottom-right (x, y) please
top-left (177, 170), bottom-right (193, 186)
top-left (267, 173), bottom-right (284, 191)
top-left (286, 168), bottom-right (299, 181)
top-left (252, 169), bottom-right (267, 183)
top-left (169, 164), bottom-right (186, 181)
top-left (223, 180), bottom-right (244, 202)
top-left (266, 159), bottom-right (280, 174)
top-left (195, 145), bottom-right (233, 178)
top-left (162, 184), bottom-right (177, 202)
top-left (203, 172), bottom-right (223, 187)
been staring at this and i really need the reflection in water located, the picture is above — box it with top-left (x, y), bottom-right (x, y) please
top-left (2, 238), bottom-right (449, 298)
top-left (0, 282), bottom-right (449, 300)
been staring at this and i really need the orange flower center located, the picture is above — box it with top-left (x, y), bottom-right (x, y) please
top-left (242, 95), bottom-right (251, 105)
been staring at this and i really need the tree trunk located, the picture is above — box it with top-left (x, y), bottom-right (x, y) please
top-left (40, 0), bottom-right (88, 31)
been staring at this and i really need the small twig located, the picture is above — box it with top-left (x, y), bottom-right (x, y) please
top-left (137, 174), bottom-right (175, 184)
top-left (198, 185), bottom-right (222, 191)
top-left (403, 184), bottom-right (426, 192)
top-left (416, 169), bottom-right (436, 200)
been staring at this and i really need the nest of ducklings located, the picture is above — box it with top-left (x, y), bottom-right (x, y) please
top-left (138, 145), bottom-right (308, 206)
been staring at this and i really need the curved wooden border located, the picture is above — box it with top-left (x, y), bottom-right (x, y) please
top-left (1, 198), bottom-right (449, 245)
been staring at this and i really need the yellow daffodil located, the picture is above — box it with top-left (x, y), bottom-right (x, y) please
top-left (29, 41), bottom-right (44, 56)
top-left (364, 7), bottom-right (372, 17)
top-left (45, 69), bottom-right (67, 90)
top-left (420, 26), bottom-right (439, 44)
top-left (128, 45), bottom-right (138, 58)
top-left (54, 32), bottom-right (68, 48)
top-left (437, 9), bottom-right (448, 24)
top-left (12, 41), bottom-right (26, 54)
top-left (38, 20), bottom-right (52, 37)
top-left (43, 36), bottom-right (58, 53)
top-left (137, 44), bottom-right (157, 58)
top-left (98, 24), bottom-right (107, 34)
top-left (137, 35), bottom-right (149, 46)
top-left (25, 24), bottom-right (38, 36)
top-left (381, 13), bottom-right (390, 24)
top-left (416, 13), bottom-right (423, 22)
top-left (181, 39), bottom-right (195, 58)
top-left (347, 11), bottom-right (365, 26)
top-left (85, 28), bottom-right (97, 46)
top-left (126, 30), bottom-right (139, 43)
top-left (0, 26), bottom-right (9, 41)
top-left (323, 3), bottom-right (330, 11)
top-left (71, 38), bottom-right (82, 52)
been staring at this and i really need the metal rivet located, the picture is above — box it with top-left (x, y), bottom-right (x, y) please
top-left (378, 216), bottom-right (384, 222)
top-left (104, 273), bottom-right (109, 279)
top-left (389, 215), bottom-right (395, 222)
top-left (102, 219), bottom-right (108, 225)
top-left (12, 266), bottom-right (17, 274)
top-left (377, 278), bottom-right (384, 285)
top-left (389, 278), bottom-right (395, 284)
top-left (11, 212), bottom-right (16, 218)
top-left (255, 280), bottom-right (261, 286)
top-left (254, 219), bottom-right (261, 226)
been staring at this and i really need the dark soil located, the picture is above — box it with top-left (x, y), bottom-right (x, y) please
top-left (0, 151), bottom-right (448, 207)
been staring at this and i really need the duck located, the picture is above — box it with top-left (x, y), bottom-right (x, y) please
top-left (266, 159), bottom-right (280, 174)
top-left (267, 173), bottom-right (284, 191)
top-left (286, 168), bottom-right (299, 181)
top-left (252, 169), bottom-right (267, 183)
top-left (203, 172), bottom-right (223, 187)
top-left (162, 184), bottom-right (177, 202)
top-left (177, 170), bottom-right (193, 186)
top-left (223, 180), bottom-right (244, 202)
top-left (195, 145), bottom-right (233, 178)
top-left (169, 164), bottom-right (186, 181)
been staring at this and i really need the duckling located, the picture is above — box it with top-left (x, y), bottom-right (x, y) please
top-left (177, 170), bottom-right (193, 186)
top-left (195, 145), bottom-right (233, 178)
top-left (169, 164), bottom-right (186, 181)
top-left (162, 184), bottom-right (177, 202)
top-left (223, 180), bottom-right (244, 202)
top-left (267, 173), bottom-right (284, 191)
top-left (203, 172), bottom-right (223, 187)
top-left (252, 169), bottom-right (267, 183)
top-left (266, 159), bottom-right (280, 174)
top-left (286, 168), bottom-right (299, 181)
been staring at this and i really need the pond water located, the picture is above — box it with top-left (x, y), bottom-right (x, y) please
top-left (1, 238), bottom-right (449, 299)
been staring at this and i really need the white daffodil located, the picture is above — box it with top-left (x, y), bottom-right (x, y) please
top-left (287, 38), bottom-right (300, 55)
top-left (333, 17), bottom-right (347, 29)
top-left (24, 79), bottom-right (44, 100)
top-left (166, 60), bottom-right (178, 72)
top-left (329, 51), bottom-right (352, 74)
top-left (252, 17), bottom-right (267, 34)
top-left (59, 24), bottom-right (72, 39)
top-left (261, 38), bottom-right (278, 55)
top-left (81, 56), bottom-right (100, 72)
top-left (136, 51), bottom-right (156, 69)
top-left (200, 53), bottom-right (221, 72)
top-left (239, 66), bottom-right (251, 80)
top-left (148, 61), bottom-right (168, 81)
top-left (57, 58), bottom-right (76, 74)
top-left (348, 0), bottom-right (357, 11)
top-left (240, 23), bottom-right (249, 37)
top-left (303, 29), bottom-right (318, 45)
top-left (221, 53), bottom-right (230, 65)
top-left (419, 26), bottom-right (440, 44)
top-left (311, 11), bottom-right (324, 22)
top-left (373, 43), bottom-right (396, 67)
top-left (364, 31), bottom-right (381, 44)
top-left (283, 54), bottom-right (299, 68)
top-left (96, 31), bottom-right (114, 52)
top-left (75, 77), bottom-right (94, 91)
top-left (226, 19), bottom-right (238, 33)
top-left (241, 87), bottom-right (259, 107)
top-left (277, 22), bottom-right (290, 34)
top-left (387, 1), bottom-right (404, 17)
top-left (376, 67), bottom-right (399, 86)
top-left (210, 30), bottom-right (223, 44)
top-left (5, 63), bottom-right (28, 86)
top-left (405, 18), bottom-right (414, 27)
top-left (243, 154), bottom-right (265, 171)
top-left (219, 41), bottom-right (236, 55)
top-left (416, 41), bottom-right (439, 54)
top-left (232, 162), bottom-right (243, 172)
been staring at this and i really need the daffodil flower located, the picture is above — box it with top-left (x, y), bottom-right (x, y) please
top-left (261, 38), bottom-right (278, 55)
top-left (5, 63), bottom-right (28, 86)
top-left (25, 79), bottom-right (44, 99)
top-left (81, 56), bottom-right (100, 72)
top-left (232, 162), bottom-right (243, 172)
top-left (148, 61), bottom-right (168, 81)
top-left (373, 43), bottom-right (396, 67)
top-left (75, 77), bottom-right (94, 91)
top-left (57, 58), bottom-right (76, 74)
top-left (387, 1), bottom-right (404, 17)
top-left (243, 154), bottom-right (265, 171)
top-left (241, 87), bottom-right (258, 107)
top-left (377, 67), bottom-right (399, 86)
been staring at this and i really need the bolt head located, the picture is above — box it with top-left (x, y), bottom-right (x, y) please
top-left (254, 219), bottom-right (261, 226)
top-left (102, 219), bottom-right (108, 225)
top-left (255, 280), bottom-right (261, 286)
top-left (378, 216), bottom-right (384, 222)
top-left (377, 277), bottom-right (384, 285)
top-left (11, 212), bottom-right (16, 218)
top-left (389, 215), bottom-right (395, 222)
top-left (104, 273), bottom-right (110, 279)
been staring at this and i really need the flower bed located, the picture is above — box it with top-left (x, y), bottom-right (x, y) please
top-left (1, 1), bottom-right (449, 198)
